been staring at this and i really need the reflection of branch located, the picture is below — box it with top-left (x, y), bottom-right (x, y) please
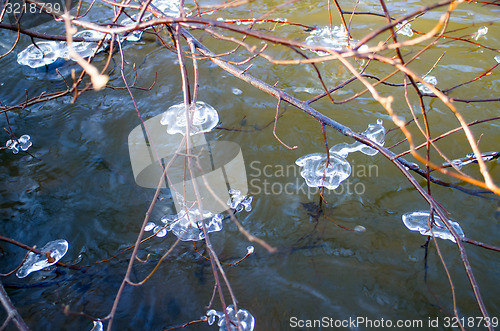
top-left (0, 235), bottom-right (81, 271)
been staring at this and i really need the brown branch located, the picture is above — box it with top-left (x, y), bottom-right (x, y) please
top-left (0, 280), bottom-right (30, 331)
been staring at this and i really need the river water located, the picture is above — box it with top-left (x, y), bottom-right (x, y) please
top-left (1, 0), bottom-right (499, 330)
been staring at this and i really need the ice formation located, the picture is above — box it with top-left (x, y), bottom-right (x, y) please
top-left (495, 55), bottom-right (500, 64)
top-left (206, 305), bottom-right (255, 331)
top-left (120, 13), bottom-right (154, 42)
top-left (442, 151), bottom-right (498, 170)
top-left (160, 101), bottom-right (219, 136)
top-left (395, 20), bottom-right (413, 37)
top-left (154, 0), bottom-right (182, 17)
top-left (145, 209), bottom-right (224, 241)
top-left (120, 0), bottom-right (183, 41)
top-left (153, 225), bottom-right (168, 237)
top-left (17, 30), bottom-right (108, 68)
top-left (144, 221), bottom-right (168, 238)
top-left (232, 88), bottom-right (243, 95)
top-left (6, 135), bottom-right (32, 154)
top-left (90, 321), bottom-right (103, 331)
top-left (296, 120), bottom-right (385, 191)
top-left (16, 239), bottom-right (69, 278)
top-left (354, 225), bottom-right (366, 232)
top-left (295, 152), bottom-right (351, 190)
top-left (329, 119), bottom-right (385, 158)
top-left (402, 211), bottom-right (465, 243)
top-left (417, 75), bottom-right (437, 94)
top-left (246, 246), bottom-right (255, 254)
top-left (144, 189), bottom-right (253, 241)
top-left (17, 42), bottom-right (64, 68)
top-left (227, 189), bottom-right (253, 212)
top-left (474, 26), bottom-right (488, 40)
top-left (304, 25), bottom-right (366, 56)
top-left (144, 221), bottom-right (156, 231)
top-left (71, 30), bottom-right (108, 59)
top-left (170, 209), bottom-right (223, 241)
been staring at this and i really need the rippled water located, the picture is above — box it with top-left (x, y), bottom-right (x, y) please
top-left (1, 0), bottom-right (499, 330)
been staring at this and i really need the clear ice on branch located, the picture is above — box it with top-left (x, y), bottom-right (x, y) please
top-left (17, 31), bottom-right (109, 68)
top-left (71, 30), bottom-right (108, 59)
top-left (206, 305), bottom-right (255, 331)
top-left (402, 211), bottom-right (465, 243)
top-left (396, 21), bottom-right (413, 37)
top-left (156, 209), bottom-right (223, 241)
top-left (6, 135), bottom-right (32, 154)
top-left (227, 189), bottom-right (253, 212)
top-left (295, 152), bottom-right (351, 190)
top-left (304, 25), bottom-right (368, 56)
top-left (17, 42), bottom-right (64, 68)
top-left (417, 75), bottom-right (437, 94)
top-left (16, 239), bottom-right (69, 278)
top-left (329, 119), bottom-right (385, 158)
top-left (442, 151), bottom-right (498, 170)
top-left (161, 101), bottom-right (219, 136)
top-left (119, 0), bottom-right (183, 41)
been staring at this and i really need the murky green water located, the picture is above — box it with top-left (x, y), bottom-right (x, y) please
top-left (1, 0), bottom-right (499, 330)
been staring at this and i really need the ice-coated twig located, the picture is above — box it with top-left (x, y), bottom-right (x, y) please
top-left (5, 135), bottom-right (32, 154)
top-left (16, 239), bottom-right (69, 278)
top-left (160, 101), bottom-right (219, 136)
top-left (206, 305), bottom-right (255, 331)
top-left (402, 211), bottom-right (465, 243)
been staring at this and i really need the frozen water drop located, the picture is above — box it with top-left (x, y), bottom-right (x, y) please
top-left (6, 139), bottom-right (19, 154)
top-left (154, 0), bottom-right (183, 17)
top-left (160, 215), bottom-right (176, 226)
top-left (206, 310), bottom-right (217, 325)
top-left (395, 20), bottom-right (413, 37)
top-left (402, 211), bottom-right (465, 243)
top-left (232, 87), bottom-right (243, 95)
top-left (16, 239), bottom-right (69, 278)
top-left (164, 208), bottom-right (223, 241)
top-left (227, 190), bottom-right (252, 212)
top-left (90, 321), bottom-right (103, 331)
top-left (120, 13), bottom-right (153, 41)
top-left (296, 152), bottom-right (351, 190)
top-left (442, 158), bottom-right (463, 169)
top-left (417, 75), bottom-right (437, 94)
top-left (144, 222), bottom-right (156, 231)
top-left (6, 135), bottom-right (32, 154)
top-left (329, 120), bottom-right (385, 158)
top-left (153, 225), bottom-right (167, 237)
top-left (304, 25), bottom-right (350, 55)
top-left (247, 246), bottom-right (255, 254)
top-left (229, 188), bottom-right (241, 195)
top-left (475, 26), bottom-right (488, 40)
top-left (495, 55), bottom-right (500, 63)
top-left (206, 305), bottom-right (255, 331)
top-left (161, 101), bottom-right (219, 136)
top-left (70, 30), bottom-right (108, 60)
top-left (17, 41), bottom-right (63, 68)
top-left (18, 135), bottom-right (32, 151)
top-left (354, 225), bottom-right (366, 232)
top-left (443, 151), bottom-right (497, 169)
top-left (358, 44), bottom-right (369, 52)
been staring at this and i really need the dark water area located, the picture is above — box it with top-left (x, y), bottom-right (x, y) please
top-left (0, 0), bottom-right (499, 330)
